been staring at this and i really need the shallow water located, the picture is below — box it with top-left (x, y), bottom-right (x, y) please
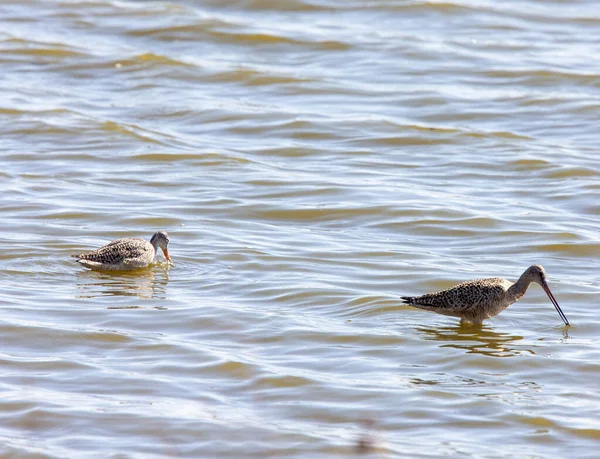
top-left (1, 0), bottom-right (600, 457)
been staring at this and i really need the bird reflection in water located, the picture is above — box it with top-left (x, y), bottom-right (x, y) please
top-left (76, 267), bottom-right (170, 301)
top-left (354, 418), bottom-right (383, 456)
top-left (415, 324), bottom-right (528, 357)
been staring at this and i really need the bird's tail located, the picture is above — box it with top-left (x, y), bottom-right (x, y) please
top-left (401, 296), bottom-right (416, 305)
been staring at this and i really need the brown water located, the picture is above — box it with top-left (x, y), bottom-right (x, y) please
top-left (1, 0), bottom-right (600, 457)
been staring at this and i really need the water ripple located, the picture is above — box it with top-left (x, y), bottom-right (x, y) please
top-left (1, 0), bottom-right (599, 457)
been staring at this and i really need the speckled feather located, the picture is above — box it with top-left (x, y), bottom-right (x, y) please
top-left (73, 238), bottom-right (152, 263)
top-left (402, 277), bottom-right (512, 322)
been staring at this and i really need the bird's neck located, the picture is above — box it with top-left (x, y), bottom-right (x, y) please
top-left (507, 272), bottom-right (532, 303)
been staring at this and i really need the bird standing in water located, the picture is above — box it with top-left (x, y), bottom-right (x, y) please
top-left (72, 230), bottom-right (172, 271)
top-left (402, 264), bottom-right (569, 326)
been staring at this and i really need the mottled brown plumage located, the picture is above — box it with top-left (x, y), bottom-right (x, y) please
top-left (402, 265), bottom-right (569, 326)
top-left (72, 230), bottom-right (172, 271)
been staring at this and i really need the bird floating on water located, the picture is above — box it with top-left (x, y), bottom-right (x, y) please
top-left (402, 264), bottom-right (569, 326)
top-left (72, 230), bottom-right (172, 271)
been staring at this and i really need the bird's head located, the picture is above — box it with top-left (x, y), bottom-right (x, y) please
top-left (527, 264), bottom-right (547, 285)
top-left (150, 230), bottom-right (172, 263)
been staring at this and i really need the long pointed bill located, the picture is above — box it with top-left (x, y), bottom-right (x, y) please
top-left (542, 282), bottom-right (569, 326)
top-left (161, 248), bottom-right (173, 264)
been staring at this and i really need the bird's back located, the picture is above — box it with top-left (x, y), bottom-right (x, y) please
top-left (402, 277), bottom-right (511, 320)
top-left (72, 237), bottom-right (152, 266)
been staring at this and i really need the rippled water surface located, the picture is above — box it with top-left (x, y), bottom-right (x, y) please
top-left (2, 0), bottom-right (600, 457)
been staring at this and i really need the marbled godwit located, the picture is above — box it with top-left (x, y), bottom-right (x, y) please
top-left (402, 265), bottom-right (569, 326)
top-left (72, 230), bottom-right (172, 271)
